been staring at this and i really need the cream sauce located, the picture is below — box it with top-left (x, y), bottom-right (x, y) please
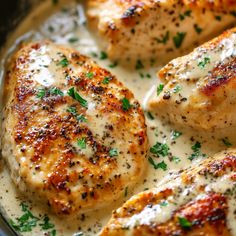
top-left (0, 1), bottom-right (236, 235)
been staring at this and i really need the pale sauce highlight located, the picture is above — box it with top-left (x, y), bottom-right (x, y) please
top-left (0, 1), bottom-right (236, 235)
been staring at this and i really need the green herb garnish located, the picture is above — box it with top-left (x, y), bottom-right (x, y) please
top-left (222, 137), bottom-right (232, 147)
top-left (178, 217), bottom-right (192, 229)
top-left (77, 138), bottom-right (87, 149)
top-left (68, 37), bottom-right (79, 43)
top-left (198, 57), bottom-right (210, 68)
top-left (194, 24), bottom-right (203, 34)
top-left (155, 31), bottom-right (169, 44)
top-left (68, 87), bottom-right (88, 108)
top-left (109, 148), bottom-right (118, 157)
top-left (36, 88), bottom-right (46, 98)
top-left (173, 84), bottom-right (182, 93)
top-left (57, 58), bottom-right (69, 67)
top-left (215, 15), bottom-right (222, 21)
top-left (173, 32), bottom-right (186, 48)
top-left (49, 87), bottom-right (64, 96)
top-left (102, 77), bottom-right (111, 84)
top-left (39, 216), bottom-right (54, 230)
top-left (179, 10), bottom-right (191, 20)
top-left (86, 72), bottom-right (94, 79)
top-left (67, 106), bottom-right (87, 122)
top-left (148, 157), bottom-right (167, 171)
top-left (124, 187), bottom-right (128, 197)
top-left (135, 60), bottom-right (144, 70)
top-left (188, 141), bottom-right (207, 161)
top-left (147, 111), bottom-right (154, 120)
top-left (108, 62), bottom-right (118, 68)
top-left (171, 130), bottom-right (182, 140)
top-left (150, 142), bottom-right (169, 157)
top-left (99, 51), bottom-right (108, 60)
top-left (157, 84), bottom-right (164, 95)
top-left (160, 201), bottom-right (168, 206)
top-left (9, 203), bottom-right (39, 232)
top-left (121, 98), bottom-right (132, 111)
top-left (173, 156), bottom-right (181, 163)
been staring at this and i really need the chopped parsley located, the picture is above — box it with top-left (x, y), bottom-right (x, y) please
top-left (68, 37), bottom-right (79, 43)
top-left (57, 57), bottom-right (69, 67)
top-left (39, 216), bottom-right (54, 230)
top-left (179, 10), bottom-right (191, 20)
top-left (147, 111), bottom-right (154, 120)
top-left (108, 62), bottom-right (118, 68)
top-left (9, 203), bottom-right (39, 232)
top-left (67, 106), bottom-right (87, 122)
top-left (198, 57), bottom-right (210, 68)
top-left (77, 138), bottom-right (87, 149)
top-left (74, 233), bottom-right (84, 236)
top-left (188, 141), bottom-right (207, 161)
top-left (148, 157), bottom-right (167, 171)
top-left (160, 201), bottom-right (168, 206)
top-left (121, 98), bottom-right (132, 111)
top-left (215, 15), bottom-right (222, 21)
top-left (109, 148), bottom-right (118, 157)
top-left (36, 88), bottom-right (46, 98)
top-left (155, 31), bottom-right (169, 44)
top-left (194, 24), bottom-right (203, 34)
top-left (171, 130), bottom-right (182, 140)
top-left (135, 60), bottom-right (144, 70)
top-left (124, 187), bottom-right (128, 197)
top-left (173, 84), bottom-right (182, 93)
top-left (86, 72), bottom-right (94, 79)
top-left (173, 32), bottom-right (186, 48)
top-left (222, 137), bottom-right (232, 147)
top-left (49, 87), bottom-right (64, 96)
top-left (157, 84), bottom-right (164, 95)
top-left (102, 76), bottom-right (111, 84)
top-left (150, 142), bottom-right (169, 157)
top-left (67, 87), bottom-right (88, 108)
top-left (178, 217), bottom-right (192, 229)
top-left (173, 156), bottom-right (181, 163)
top-left (99, 51), bottom-right (108, 60)
top-left (231, 11), bottom-right (236, 17)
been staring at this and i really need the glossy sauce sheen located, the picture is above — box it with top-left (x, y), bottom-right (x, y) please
top-left (0, 1), bottom-right (236, 235)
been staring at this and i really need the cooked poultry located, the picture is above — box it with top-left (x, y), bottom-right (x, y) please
top-left (86, 0), bottom-right (236, 65)
top-left (149, 27), bottom-right (236, 130)
top-left (1, 41), bottom-right (148, 215)
top-left (100, 149), bottom-right (236, 236)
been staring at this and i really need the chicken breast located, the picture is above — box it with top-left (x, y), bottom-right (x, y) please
top-left (100, 149), bottom-right (236, 236)
top-left (1, 41), bottom-right (148, 215)
top-left (149, 27), bottom-right (236, 130)
top-left (86, 0), bottom-right (236, 65)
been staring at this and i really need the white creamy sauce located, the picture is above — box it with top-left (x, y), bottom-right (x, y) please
top-left (0, 1), bottom-right (235, 236)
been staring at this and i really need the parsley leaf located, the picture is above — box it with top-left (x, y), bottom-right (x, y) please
top-left (99, 51), bottom-right (108, 60)
top-left (121, 98), bottom-right (132, 111)
top-left (148, 157), bottom-right (167, 171)
top-left (86, 72), bottom-right (94, 79)
top-left (36, 88), bottom-right (46, 98)
top-left (155, 31), bottom-right (169, 44)
top-left (67, 106), bottom-right (87, 122)
top-left (150, 142), bottom-right (169, 157)
top-left (102, 77), bottom-right (111, 84)
top-left (188, 141), bottom-right (207, 161)
top-left (135, 60), bottom-right (144, 70)
top-left (179, 10), bottom-right (191, 20)
top-left (109, 148), bottom-right (118, 157)
top-left (147, 111), bottom-right (154, 120)
top-left (173, 32), bottom-right (186, 48)
top-left (172, 156), bottom-right (181, 163)
top-left (68, 87), bottom-right (88, 108)
top-left (157, 84), bottom-right (164, 95)
top-left (77, 138), bottom-right (87, 149)
top-left (57, 58), bottom-right (69, 67)
top-left (198, 57), bottom-right (210, 68)
top-left (178, 217), bottom-right (192, 229)
top-left (108, 62), bottom-right (118, 68)
top-left (171, 130), bottom-right (182, 140)
top-left (68, 37), bottom-right (79, 43)
top-left (222, 137), bottom-right (232, 147)
top-left (160, 201), bottom-right (168, 206)
top-left (49, 87), bottom-right (64, 96)
top-left (39, 216), bottom-right (54, 230)
top-left (124, 187), bottom-right (128, 197)
top-left (173, 84), bottom-right (182, 93)
top-left (194, 24), bottom-right (203, 34)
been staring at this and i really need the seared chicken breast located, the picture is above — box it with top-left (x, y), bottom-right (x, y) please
top-left (149, 27), bottom-right (236, 130)
top-left (1, 41), bottom-right (148, 215)
top-left (100, 150), bottom-right (236, 236)
top-left (86, 0), bottom-right (236, 65)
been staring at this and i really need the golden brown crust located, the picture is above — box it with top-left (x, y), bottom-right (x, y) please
top-left (2, 41), bottom-right (148, 215)
top-left (100, 151), bottom-right (236, 236)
